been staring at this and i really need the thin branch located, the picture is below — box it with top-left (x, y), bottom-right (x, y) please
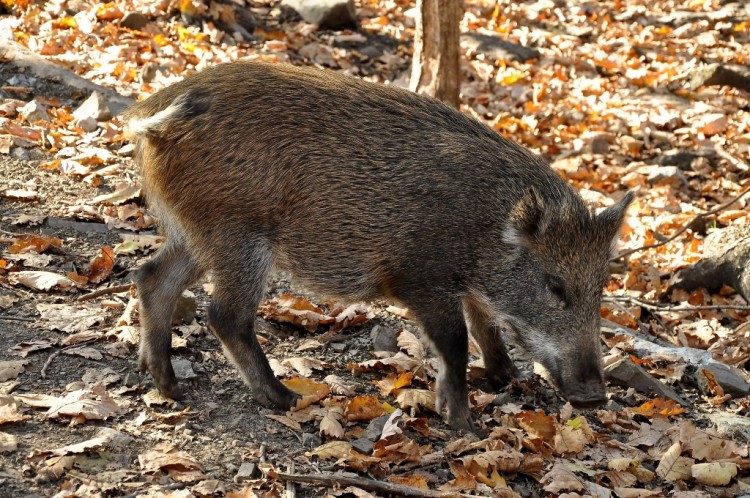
top-left (276, 473), bottom-right (477, 498)
top-left (605, 295), bottom-right (750, 312)
top-left (0, 315), bottom-right (35, 322)
top-left (77, 283), bottom-right (134, 302)
top-left (40, 339), bottom-right (99, 379)
top-left (612, 186), bottom-right (750, 261)
top-left (714, 143), bottom-right (749, 172)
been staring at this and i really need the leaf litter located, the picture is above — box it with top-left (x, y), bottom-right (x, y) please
top-left (1, 0), bottom-right (750, 495)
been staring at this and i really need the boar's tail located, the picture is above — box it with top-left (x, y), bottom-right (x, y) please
top-left (126, 89), bottom-right (214, 139)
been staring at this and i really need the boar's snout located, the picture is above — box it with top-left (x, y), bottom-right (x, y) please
top-left (556, 353), bottom-right (607, 409)
top-left (565, 388), bottom-right (607, 409)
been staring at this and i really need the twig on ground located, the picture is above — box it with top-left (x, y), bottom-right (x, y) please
top-left (277, 473), bottom-right (477, 498)
top-left (0, 315), bottom-right (35, 322)
top-left (612, 186), bottom-right (750, 261)
top-left (715, 143), bottom-right (749, 172)
top-left (40, 339), bottom-right (99, 379)
top-left (77, 283), bottom-right (134, 302)
top-left (285, 463), bottom-right (296, 498)
top-left (40, 350), bottom-right (62, 380)
top-left (605, 295), bottom-right (750, 312)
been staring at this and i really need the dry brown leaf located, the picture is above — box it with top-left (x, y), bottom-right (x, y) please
top-left (0, 431), bottom-right (18, 453)
top-left (388, 475), bottom-right (429, 489)
top-left (139, 442), bottom-right (204, 482)
top-left (395, 389), bottom-right (436, 413)
top-left (397, 329), bottom-right (424, 359)
top-left (36, 303), bottom-right (105, 333)
top-left (655, 442), bottom-right (693, 482)
top-left (9, 271), bottom-right (76, 291)
top-left (439, 460), bottom-right (477, 493)
top-left (305, 440), bottom-right (351, 460)
top-left (265, 414), bottom-right (301, 431)
top-left (357, 352), bottom-right (420, 372)
top-left (541, 463), bottom-right (585, 493)
top-left (691, 462), bottom-right (737, 486)
top-left (0, 396), bottom-right (27, 425)
top-left (282, 357), bottom-right (325, 377)
top-left (375, 371), bottom-right (412, 396)
top-left (0, 360), bottom-right (28, 382)
top-left (516, 410), bottom-right (557, 442)
top-left (324, 374), bottom-right (355, 396)
top-left (46, 385), bottom-right (123, 424)
top-left (143, 389), bottom-right (177, 408)
top-left (319, 409), bottom-right (345, 439)
top-left (346, 395), bottom-right (385, 422)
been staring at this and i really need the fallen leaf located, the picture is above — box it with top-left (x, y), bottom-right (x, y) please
top-left (8, 234), bottom-right (61, 254)
top-left (285, 377), bottom-right (330, 410)
top-left (0, 431), bottom-right (17, 453)
top-left (631, 398), bottom-right (685, 418)
top-left (397, 329), bottom-right (424, 359)
top-left (9, 271), bottom-right (76, 291)
top-left (46, 385), bottom-right (123, 424)
top-left (36, 303), bottom-right (105, 333)
top-left (265, 414), bottom-right (301, 431)
top-left (0, 396), bottom-right (28, 425)
top-left (282, 357), bottom-right (325, 377)
top-left (306, 440), bottom-right (351, 460)
top-left (516, 410), bottom-right (557, 442)
top-left (319, 409), bottom-right (345, 439)
top-left (691, 462), bottom-right (737, 486)
top-left (346, 395), bottom-right (385, 422)
top-left (395, 389), bottom-right (436, 413)
top-left (0, 360), bottom-right (29, 382)
top-left (324, 374), bottom-right (355, 396)
top-left (541, 463), bottom-right (585, 493)
top-left (655, 442), bottom-right (693, 482)
top-left (375, 371), bottom-right (412, 396)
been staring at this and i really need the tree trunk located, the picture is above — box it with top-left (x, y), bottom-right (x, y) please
top-left (410, 0), bottom-right (462, 109)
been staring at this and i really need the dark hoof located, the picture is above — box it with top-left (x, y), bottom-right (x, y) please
top-left (568, 395), bottom-right (607, 409)
top-left (255, 384), bottom-right (300, 410)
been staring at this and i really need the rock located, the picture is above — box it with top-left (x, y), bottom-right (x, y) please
top-left (19, 100), bottom-right (49, 123)
top-left (123, 371), bottom-right (139, 388)
top-left (461, 32), bottom-right (540, 63)
top-left (76, 116), bottom-right (98, 133)
top-left (363, 414), bottom-right (389, 441)
top-left (370, 325), bottom-right (398, 352)
top-left (171, 358), bottom-right (197, 380)
top-left (608, 325), bottom-right (750, 399)
top-left (281, 0), bottom-right (356, 29)
top-left (589, 135), bottom-right (610, 155)
top-left (697, 363), bottom-right (750, 398)
top-left (331, 342), bottom-right (346, 353)
top-left (351, 437), bottom-right (374, 455)
top-left (707, 412), bottom-right (750, 441)
top-left (689, 63), bottom-right (750, 93)
top-left (172, 290), bottom-right (197, 325)
top-left (302, 432), bottom-right (321, 448)
top-left (234, 462), bottom-right (259, 482)
top-left (644, 165), bottom-right (688, 186)
top-left (95, 428), bottom-right (134, 449)
top-left (120, 12), bottom-right (149, 30)
top-left (140, 63), bottom-right (159, 84)
top-left (655, 150), bottom-right (700, 170)
top-left (73, 91), bottom-right (112, 122)
top-left (604, 359), bottom-right (689, 405)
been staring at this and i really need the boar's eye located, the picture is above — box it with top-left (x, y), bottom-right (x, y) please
top-left (545, 275), bottom-right (568, 307)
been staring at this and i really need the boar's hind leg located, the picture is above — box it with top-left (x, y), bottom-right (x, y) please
top-left (207, 247), bottom-right (300, 410)
top-left (464, 300), bottom-right (519, 389)
top-left (414, 304), bottom-right (474, 432)
top-left (136, 238), bottom-right (204, 400)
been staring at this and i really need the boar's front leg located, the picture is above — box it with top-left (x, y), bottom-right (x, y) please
top-left (136, 238), bottom-right (204, 400)
top-left (413, 303), bottom-right (474, 432)
top-left (207, 245), bottom-right (300, 410)
top-left (464, 299), bottom-right (519, 389)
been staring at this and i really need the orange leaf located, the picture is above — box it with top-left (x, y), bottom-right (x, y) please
top-left (9, 234), bottom-right (62, 254)
top-left (284, 377), bottom-right (330, 410)
top-left (516, 410), bottom-right (556, 442)
top-left (345, 395), bottom-right (384, 422)
top-left (374, 371), bottom-right (412, 396)
top-left (631, 398), bottom-right (685, 418)
top-left (86, 246), bottom-right (115, 284)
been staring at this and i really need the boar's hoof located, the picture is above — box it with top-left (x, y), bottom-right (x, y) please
top-left (567, 394), bottom-right (607, 409)
top-left (448, 411), bottom-right (476, 433)
top-left (485, 365), bottom-right (521, 390)
top-left (140, 356), bottom-right (184, 400)
top-left (254, 385), bottom-right (301, 411)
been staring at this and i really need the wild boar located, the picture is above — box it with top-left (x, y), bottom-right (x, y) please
top-left (124, 61), bottom-right (632, 431)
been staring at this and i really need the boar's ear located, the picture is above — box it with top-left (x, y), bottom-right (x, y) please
top-left (504, 187), bottom-right (548, 248)
top-left (597, 191), bottom-right (634, 251)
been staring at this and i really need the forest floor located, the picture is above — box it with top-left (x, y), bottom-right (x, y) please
top-left (1, 0), bottom-right (749, 497)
